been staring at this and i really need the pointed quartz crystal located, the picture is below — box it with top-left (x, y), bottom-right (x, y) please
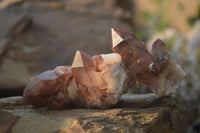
top-left (111, 28), bottom-right (160, 92)
top-left (111, 28), bottom-right (185, 96)
top-left (72, 51), bottom-right (128, 108)
top-left (72, 50), bottom-right (107, 90)
top-left (72, 51), bottom-right (108, 108)
top-left (151, 39), bottom-right (170, 74)
top-left (151, 39), bottom-right (185, 96)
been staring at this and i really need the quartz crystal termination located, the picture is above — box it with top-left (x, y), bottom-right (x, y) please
top-left (71, 50), bottom-right (128, 108)
top-left (111, 28), bottom-right (185, 96)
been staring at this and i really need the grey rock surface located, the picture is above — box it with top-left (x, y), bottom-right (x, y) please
top-left (0, 94), bottom-right (189, 133)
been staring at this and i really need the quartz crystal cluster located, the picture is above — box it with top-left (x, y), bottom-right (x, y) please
top-left (111, 28), bottom-right (185, 97)
top-left (24, 51), bottom-right (128, 108)
top-left (23, 28), bottom-right (185, 109)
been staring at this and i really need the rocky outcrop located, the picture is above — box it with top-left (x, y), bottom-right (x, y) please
top-left (0, 94), bottom-right (189, 133)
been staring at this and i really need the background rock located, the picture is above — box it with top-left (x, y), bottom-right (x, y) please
top-left (0, 94), bottom-right (189, 133)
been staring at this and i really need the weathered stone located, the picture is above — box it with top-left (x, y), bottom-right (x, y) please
top-left (0, 14), bottom-right (32, 97)
top-left (1, 0), bottom-right (131, 21)
top-left (0, 94), bottom-right (188, 133)
top-left (0, 0), bottom-right (23, 8)
top-left (0, 15), bottom-right (32, 59)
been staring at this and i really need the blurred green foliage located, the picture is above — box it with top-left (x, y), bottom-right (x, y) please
top-left (188, 8), bottom-right (200, 26)
top-left (140, 0), bottom-right (169, 32)
top-left (177, 2), bottom-right (185, 12)
top-left (134, 31), bottom-right (144, 40)
top-left (163, 37), bottom-right (175, 50)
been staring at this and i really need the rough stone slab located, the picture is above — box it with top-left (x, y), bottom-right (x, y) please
top-left (0, 94), bottom-right (189, 133)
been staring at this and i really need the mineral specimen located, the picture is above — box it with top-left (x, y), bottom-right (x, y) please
top-left (23, 51), bottom-right (128, 108)
top-left (23, 28), bottom-right (185, 109)
top-left (71, 50), bottom-right (128, 108)
top-left (111, 28), bottom-right (185, 96)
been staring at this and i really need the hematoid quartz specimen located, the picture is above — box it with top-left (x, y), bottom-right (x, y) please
top-left (24, 51), bottom-right (129, 109)
top-left (23, 28), bottom-right (185, 109)
top-left (71, 51), bottom-right (128, 108)
top-left (111, 28), bottom-right (185, 97)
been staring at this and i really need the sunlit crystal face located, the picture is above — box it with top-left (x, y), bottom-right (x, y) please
top-left (71, 51), bottom-right (108, 90)
top-left (54, 66), bottom-right (71, 75)
top-left (111, 28), bottom-right (138, 43)
top-left (72, 66), bottom-right (108, 89)
top-left (71, 51), bottom-right (115, 108)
